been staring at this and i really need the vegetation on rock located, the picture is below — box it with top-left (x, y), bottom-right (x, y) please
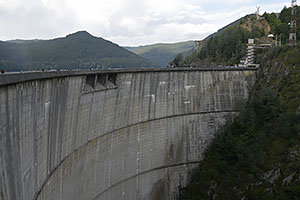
top-left (171, 6), bottom-right (300, 67)
top-left (169, 15), bottom-right (268, 66)
top-left (180, 45), bottom-right (300, 200)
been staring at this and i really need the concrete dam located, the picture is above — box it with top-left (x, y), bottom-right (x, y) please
top-left (0, 68), bottom-right (257, 200)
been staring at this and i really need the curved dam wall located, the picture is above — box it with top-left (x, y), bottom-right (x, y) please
top-left (0, 68), bottom-right (257, 200)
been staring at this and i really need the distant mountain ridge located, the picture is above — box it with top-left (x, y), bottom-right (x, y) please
top-left (6, 39), bottom-right (42, 44)
top-left (127, 16), bottom-right (253, 68)
top-left (125, 41), bottom-right (194, 67)
top-left (0, 31), bottom-right (159, 71)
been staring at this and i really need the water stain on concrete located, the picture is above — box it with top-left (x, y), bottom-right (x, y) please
top-left (152, 179), bottom-right (167, 200)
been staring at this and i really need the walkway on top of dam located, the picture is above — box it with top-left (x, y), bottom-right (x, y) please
top-left (0, 66), bottom-right (258, 87)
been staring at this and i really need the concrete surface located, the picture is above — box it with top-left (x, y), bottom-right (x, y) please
top-left (0, 68), bottom-right (257, 200)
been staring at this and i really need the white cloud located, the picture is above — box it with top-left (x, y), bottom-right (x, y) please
top-left (0, 0), bottom-right (20, 10)
top-left (260, 2), bottom-right (290, 13)
top-left (0, 0), bottom-right (290, 46)
top-left (202, 0), bottom-right (253, 5)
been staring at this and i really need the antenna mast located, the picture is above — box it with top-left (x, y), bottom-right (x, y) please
top-left (289, 0), bottom-right (297, 46)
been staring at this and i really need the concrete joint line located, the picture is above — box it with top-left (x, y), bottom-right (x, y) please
top-left (33, 110), bottom-right (239, 200)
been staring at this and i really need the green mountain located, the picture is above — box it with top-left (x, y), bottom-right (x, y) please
top-left (181, 44), bottom-right (300, 200)
top-left (0, 31), bottom-right (159, 71)
top-left (125, 41), bottom-right (194, 67)
top-left (176, 6), bottom-right (300, 67)
top-left (179, 7), bottom-right (300, 199)
top-left (168, 15), bottom-right (261, 67)
top-left (172, 15), bottom-right (272, 67)
top-left (203, 14), bottom-right (257, 41)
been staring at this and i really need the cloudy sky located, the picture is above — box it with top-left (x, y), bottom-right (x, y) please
top-left (0, 0), bottom-right (291, 46)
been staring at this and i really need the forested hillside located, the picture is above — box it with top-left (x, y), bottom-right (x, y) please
top-left (126, 41), bottom-right (194, 67)
top-left (170, 6), bottom-right (300, 67)
top-left (171, 15), bottom-right (269, 66)
top-left (180, 44), bottom-right (300, 200)
top-left (263, 6), bottom-right (300, 45)
top-left (0, 31), bottom-right (158, 71)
